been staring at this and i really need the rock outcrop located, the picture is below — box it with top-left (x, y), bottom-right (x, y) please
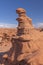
top-left (15, 8), bottom-right (43, 65)
top-left (0, 8), bottom-right (43, 65)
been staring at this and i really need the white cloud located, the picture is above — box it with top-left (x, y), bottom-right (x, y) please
top-left (0, 23), bottom-right (18, 28)
top-left (34, 22), bottom-right (43, 28)
top-left (0, 22), bottom-right (43, 28)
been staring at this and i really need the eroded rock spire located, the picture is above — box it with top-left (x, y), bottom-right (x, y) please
top-left (16, 8), bottom-right (34, 36)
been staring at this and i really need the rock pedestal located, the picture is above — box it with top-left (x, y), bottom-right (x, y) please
top-left (15, 8), bottom-right (38, 65)
top-left (15, 8), bottom-right (43, 65)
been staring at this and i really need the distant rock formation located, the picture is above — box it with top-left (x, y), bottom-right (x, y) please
top-left (0, 8), bottom-right (43, 65)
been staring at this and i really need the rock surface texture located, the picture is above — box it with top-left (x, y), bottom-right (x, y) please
top-left (0, 8), bottom-right (43, 65)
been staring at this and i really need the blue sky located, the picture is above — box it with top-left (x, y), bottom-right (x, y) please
top-left (0, 0), bottom-right (43, 28)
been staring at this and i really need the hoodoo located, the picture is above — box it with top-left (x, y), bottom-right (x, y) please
top-left (15, 8), bottom-right (43, 65)
top-left (0, 8), bottom-right (43, 65)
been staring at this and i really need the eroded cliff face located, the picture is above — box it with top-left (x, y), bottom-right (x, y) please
top-left (0, 8), bottom-right (43, 65)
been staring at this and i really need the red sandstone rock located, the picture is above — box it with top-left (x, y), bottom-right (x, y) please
top-left (0, 8), bottom-right (43, 65)
top-left (16, 8), bottom-right (26, 14)
top-left (16, 8), bottom-right (43, 65)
